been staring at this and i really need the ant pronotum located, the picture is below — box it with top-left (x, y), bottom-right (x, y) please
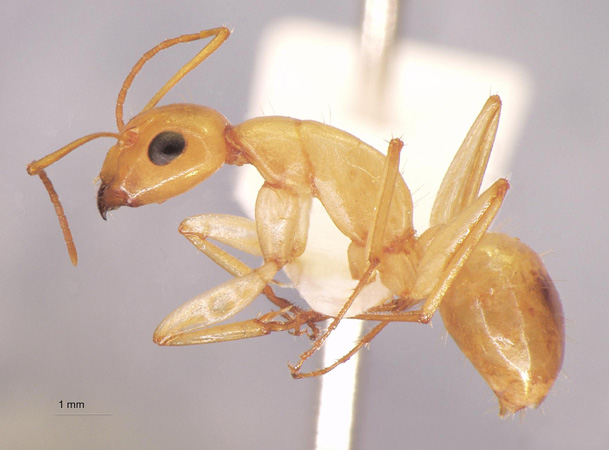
top-left (27, 27), bottom-right (564, 416)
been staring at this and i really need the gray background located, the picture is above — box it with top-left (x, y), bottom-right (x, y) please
top-left (2, 1), bottom-right (607, 449)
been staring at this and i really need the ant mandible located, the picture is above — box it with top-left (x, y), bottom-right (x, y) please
top-left (27, 27), bottom-right (564, 416)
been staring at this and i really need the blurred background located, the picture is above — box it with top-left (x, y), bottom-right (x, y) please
top-left (2, 1), bottom-right (608, 449)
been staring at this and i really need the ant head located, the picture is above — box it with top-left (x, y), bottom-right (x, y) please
top-left (97, 27), bottom-right (233, 218)
top-left (97, 104), bottom-right (230, 218)
top-left (27, 28), bottom-right (231, 264)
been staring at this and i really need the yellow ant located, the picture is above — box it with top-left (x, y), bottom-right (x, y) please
top-left (27, 27), bottom-right (564, 416)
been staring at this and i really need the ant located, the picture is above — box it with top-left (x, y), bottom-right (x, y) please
top-left (27, 27), bottom-right (564, 416)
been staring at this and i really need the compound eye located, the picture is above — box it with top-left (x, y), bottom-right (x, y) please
top-left (148, 131), bottom-right (186, 166)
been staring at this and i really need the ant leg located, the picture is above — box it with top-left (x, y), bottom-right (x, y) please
top-left (154, 306), bottom-right (327, 346)
top-left (301, 321), bottom-right (390, 377)
top-left (290, 139), bottom-right (403, 378)
top-left (153, 259), bottom-right (281, 345)
top-left (409, 177), bottom-right (509, 323)
top-left (179, 214), bottom-right (307, 312)
top-left (179, 214), bottom-right (262, 277)
top-left (155, 187), bottom-right (312, 346)
top-left (352, 184), bottom-right (508, 325)
top-left (430, 95), bottom-right (502, 226)
top-left (404, 96), bottom-right (505, 322)
top-left (360, 96), bottom-right (505, 326)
